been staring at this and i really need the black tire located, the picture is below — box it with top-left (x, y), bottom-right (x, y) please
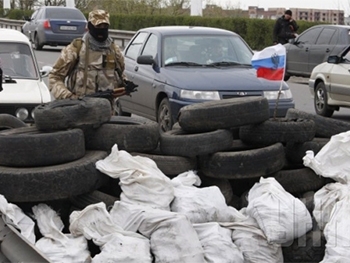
top-left (178, 97), bottom-right (270, 132)
top-left (286, 108), bottom-right (350, 138)
top-left (0, 126), bottom-right (85, 167)
top-left (314, 82), bottom-right (334, 117)
top-left (158, 98), bottom-right (174, 133)
top-left (239, 118), bottom-right (316, 145)
top-left (34, 34), bottom-right (43, 50)
top-left (267, 167), bottom-right (329, 194)
top-left (285, 137), bottom-right (330, 165)
top-left (84, 116), bottom-right (159, 152)
top-left (0, 114), bottom-right (27, 130)
top-left (199, 143), bottom-right (285, 179)
top-left (69, 190), bottom-right (119, 211)
top-left (160, 128), bottom-right (233, 157)
top-left (131, 152), bottom-right (196, 177)
top-left (34, 97), bottom-right (112, 131)
top-left (0, 151), bottom-right (109, 202)
top-left (115, 99), bottom-right (131, 117)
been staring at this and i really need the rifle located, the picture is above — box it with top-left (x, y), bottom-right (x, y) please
top-left (85, 79), bottom-right (138, 99)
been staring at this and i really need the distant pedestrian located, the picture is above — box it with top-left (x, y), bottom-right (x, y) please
top-left (273, 9), bottom-right (299, 45)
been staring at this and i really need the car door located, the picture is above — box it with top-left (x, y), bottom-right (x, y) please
top-left (286, 26), bottom-right (322, 76)
top-left (130, 33), bottom-right (158, 118)
top-left (328, 50), bottom-right (350, 103)
top-left (121, 31), bottom-right (149, 114)
top-left (307, 27), bottom-right (337, 74)
top-left (26, 10), bottom-right (39, 42)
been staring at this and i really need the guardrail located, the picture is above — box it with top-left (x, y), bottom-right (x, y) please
top-left (0, 18), bottom-right (136, 48)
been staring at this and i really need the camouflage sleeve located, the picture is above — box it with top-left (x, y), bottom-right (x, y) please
top-left (112, 43), bottom-right (127, 80)
top-left (49, 43), bottom-right (79, 99)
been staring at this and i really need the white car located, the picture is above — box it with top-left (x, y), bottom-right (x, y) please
top-left (309, 45), bottom-right (350, 117)
top-left (0, 28), bottom-right (52, 123)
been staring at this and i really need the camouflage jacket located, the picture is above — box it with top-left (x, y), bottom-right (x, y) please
top-left (49, 37), bottom-right (126, 99)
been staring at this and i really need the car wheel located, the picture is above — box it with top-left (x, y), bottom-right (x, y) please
top-left (314, 82), bottom-right (334, 117)
top-left (34, 34), bottom-right (43, 50)
top-left (115, 99), bottom-right (131, 116)
top-left (158, 98), bottom-right (173, 132)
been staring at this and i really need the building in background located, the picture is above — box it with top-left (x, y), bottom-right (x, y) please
top-left (248, 6), bottom-right (345, 25)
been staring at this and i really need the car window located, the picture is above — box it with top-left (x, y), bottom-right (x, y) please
top-left (35, 8), bottom-right (44, 20)
top-left (316, 28), bottom-right (336, 45)
top-left (0, 43), bottom-right (38, 79)
top-left (141, 34), bottom-right (158, 58)
top-left (45, 8), bottom-right (86, 20)
top-left (298, 27), bottom-right (323, 44)
top-left (162, 35), bottom-right (253, 66)
top-left (30, 10), bottom-right (38, 20)
top-left (125, 32), bottom-right (148, 60)
top-left (329, 30), bottom-right (339, 45)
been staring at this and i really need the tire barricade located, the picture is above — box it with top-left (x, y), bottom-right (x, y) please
top-left (2, 96), bottom-right (349, 261)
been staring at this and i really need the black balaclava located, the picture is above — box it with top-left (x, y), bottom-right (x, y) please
top-left (88, 22), bottom-right (109, 42)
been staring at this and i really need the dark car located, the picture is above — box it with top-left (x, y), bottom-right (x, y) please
top-left (22, 6), bottom-right (87, 50)
top-left (284, 24), bottom-right (350, 81)
top-left (118, 26), bottom-right (295, 132)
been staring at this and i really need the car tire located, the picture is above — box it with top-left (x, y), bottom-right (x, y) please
top-left (160, 128), bottom-right (233, 157)
top-left (198, 143), bottom-right (285, 179)
top-left (314, 82), bottom-right (334, 117)
top-left (267, 167), bottom-right (330, 194)
top-left (0, 151), bottom-right (109, 202)
top-left (130, 151), bottom-right (197, 177)
top-left (286, 108), bottom-right (350, 138)
top-left (0, 126), bottom-right (85, 167)
top-left (84, 116), bottom-right (160, 153)
top-left (33, 97), bottom-right (112, 131)
top-left (115, 99), bottom-right (131, 117)
top-left (0, 114), bottom-right (27, 130)
top-left (178, 97), bottom-right (270, 133)
top-left (158, 98), bottom-right (174, 132)
top-left (239, 118), bottom-right (316, 145)
top-left (34, 33), bottom-right (43, 50)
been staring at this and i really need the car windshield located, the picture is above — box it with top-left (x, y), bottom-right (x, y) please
top-left (162, 35), bottom-right (253, 67)
top-left (0, 43), bottom-right (38, 79)
top-left (46, 8), bottom-right (86, 20)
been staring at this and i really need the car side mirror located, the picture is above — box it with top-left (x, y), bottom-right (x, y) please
top-left (137, 55), bottom-right (154, 65)
top-left (327, 55), bottom-right (339, 64)
top-left (23, 16), bottom-right (31, 21)
top-left (40, 65), bottom-right (53, 78)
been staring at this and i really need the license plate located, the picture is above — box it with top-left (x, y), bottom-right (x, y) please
top-left (60, 26), bottom-right (77, 31)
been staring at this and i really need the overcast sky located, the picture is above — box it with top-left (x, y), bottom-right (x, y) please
top-left (211, 0), bottom-right (350, 16)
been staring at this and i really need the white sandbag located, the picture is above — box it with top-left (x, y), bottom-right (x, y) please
top-left (320, 196), bottom-right (350, 263)
top-left (193, 222), bottom-right (244, 263)
top-left (313, 182), bottom-right (350, 231)
top-left (303, 131), bottom-right (350, 183)
top-left (170, 171), bottom-right (246, 223)
top-left (246, 177), bottom-right (312, 244)
top-left (32, 204), bottom-right (90, 263)
top-left (110, 201), bottom-right (206, 263)
top-left (69, 202), bottom-right (152, 263)
top-left (96, 144), bottom-right (174, 210)
top-left (0, 195), bottom-right (35, 244)
top-left (222, 208), bottom-right (283, 263)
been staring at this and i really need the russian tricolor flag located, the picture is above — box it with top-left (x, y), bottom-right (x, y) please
top-left (251, 44), bottom-right (286, 81)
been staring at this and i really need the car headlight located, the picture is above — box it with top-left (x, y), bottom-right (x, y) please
top-left (16, 108), bottom-right (29, 121)
top-left (180, 90), bottom-right (220, 100)
top-left (263, 89), bottom-right (293, 100)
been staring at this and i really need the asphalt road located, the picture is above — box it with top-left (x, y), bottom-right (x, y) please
top-left (35, 47), bottom-right (350, 122)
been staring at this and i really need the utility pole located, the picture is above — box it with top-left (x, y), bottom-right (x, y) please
top-left (3, 0), bottom-right (10, 15)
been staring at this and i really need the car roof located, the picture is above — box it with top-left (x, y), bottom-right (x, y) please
top-left (0, 29), bottom-right (31, 44)
top-left (311, 24), bottom-right (350, 29)
top-left (138, 26), bottom-right (238, 36)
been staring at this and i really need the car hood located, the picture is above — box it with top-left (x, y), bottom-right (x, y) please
top-left (0, 79), bottom-right (47, 103)
top-left (158, 67), bottom-right (288, 90)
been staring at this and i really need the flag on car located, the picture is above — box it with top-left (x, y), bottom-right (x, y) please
top-left (251, 44), bottom-right (286, 81)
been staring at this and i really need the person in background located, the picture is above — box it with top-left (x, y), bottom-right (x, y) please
top-left (273, 9), bottom-right (299, 45)
top-left (48, 9), bottom-right (130, 109)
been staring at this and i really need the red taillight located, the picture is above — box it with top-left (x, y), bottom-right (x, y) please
top-left (43, 20), bottom-right (51, 29)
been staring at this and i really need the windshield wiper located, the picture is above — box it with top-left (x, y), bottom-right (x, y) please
top-left (3, 75), bottom-right (16, 83)
top-left (165, 61), bottom-right (203, 67)
top-left (206, 61), bottom-right (243, 67)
